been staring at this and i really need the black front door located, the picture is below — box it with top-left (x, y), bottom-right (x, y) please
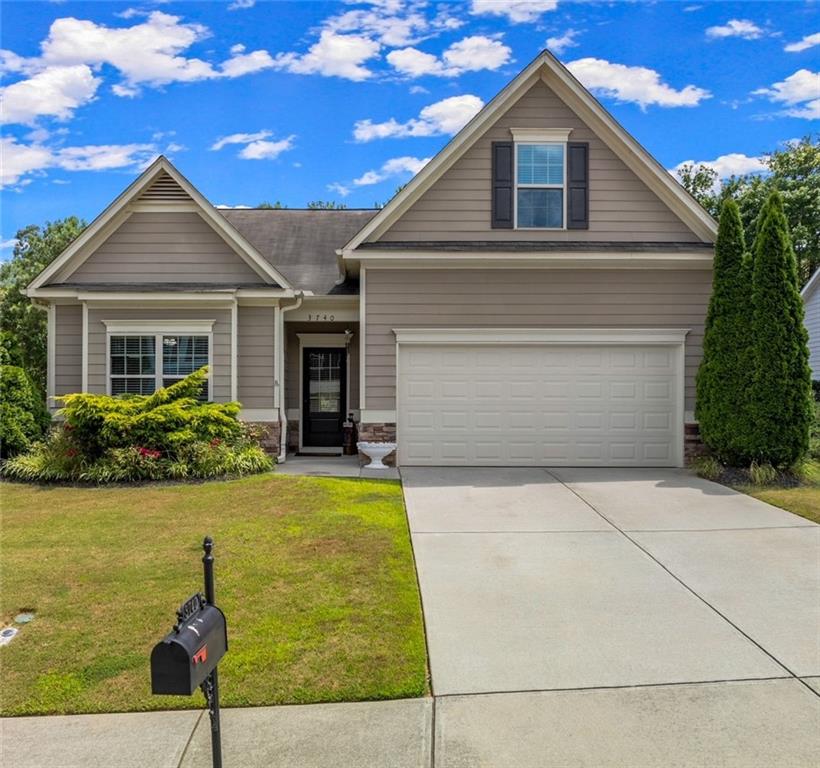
top-left (302, 348), bottom-right (347, 448)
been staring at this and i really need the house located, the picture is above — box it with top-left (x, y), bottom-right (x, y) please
top-left (802, 268), bottom-right (820, 378)
top-left (27, 51), bottom-right (716, 468)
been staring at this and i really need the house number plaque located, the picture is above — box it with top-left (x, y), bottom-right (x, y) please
top-left (306, 314), bottom-right (336, 321)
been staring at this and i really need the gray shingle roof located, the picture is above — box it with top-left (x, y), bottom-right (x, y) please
top-left (221, 209), bottom-right (378, 295)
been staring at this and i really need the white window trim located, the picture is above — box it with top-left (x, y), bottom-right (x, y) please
top-left (104, 323), bottom-right (214, 399)
top-left (297, 332), bottom-right (351, 452)
top-left (510, 128), bottom-right (572, 143)
top-left (514, 141), bottom-right (567, 231)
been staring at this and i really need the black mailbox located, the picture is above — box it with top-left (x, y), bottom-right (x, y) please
top-left (151, 594), bottom-right (228, 696)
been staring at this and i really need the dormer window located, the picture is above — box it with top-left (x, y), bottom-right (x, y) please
top-left (516, 143), bottom-right (565, 229)
top-left (510, 129), bottom-right (571, 230)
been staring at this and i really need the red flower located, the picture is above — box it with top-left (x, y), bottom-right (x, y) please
top-left (63, 424), bottom-right (74, 432)
top-left (65, 448), bottom-right (78, 458)
top-left (137, 447), bottom-right (161, 459)
top-left (209, 438), bottom-right (222, 447)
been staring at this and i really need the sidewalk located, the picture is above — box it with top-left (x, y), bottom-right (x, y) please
top-left (3, 681), bottom-right (820, 768)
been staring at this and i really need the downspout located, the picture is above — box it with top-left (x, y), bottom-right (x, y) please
top-left (277, 291), bottom-right (303, 463)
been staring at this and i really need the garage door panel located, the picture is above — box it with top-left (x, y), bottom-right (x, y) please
top-left (398, 342), bottom-right (681, 467)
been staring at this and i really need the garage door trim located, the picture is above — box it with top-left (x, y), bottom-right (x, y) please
top-left (394, 327), bottom-right (689, 467)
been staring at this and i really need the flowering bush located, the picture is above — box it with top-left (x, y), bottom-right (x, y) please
top-left (2, 368), bottom-right (273, 483)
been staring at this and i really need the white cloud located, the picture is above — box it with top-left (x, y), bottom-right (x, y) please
top-left (1, 238), bottom-right (19, 252)
top-left (705, 19), bottom-right (763, 40)
top-left (470, 0), bottom-right (558, 24)
top-left (387, 35), bottom-right (511, 78)
top-left (271, 30), bottom-right (381, 81)
top-left (672, 152), bottom-right (767, 187)
top-left (216, 203), bottom-right (252, 209)
top-left (566, 57), bottom-right (711, 109)
top-left (239, 137), bottom-right (295, 160)
top-left (327, 182), bottom-right (351, 197)
top-left (211, 130), bottom-right (295, 159)
top-left (323, 4), bottom-right (442, 47)
top-left (353, 94), bottom-right (484, 141)
top-left (785, 32), bottom-right (820, 53)
top-left (1, 136), bottom-right (157, 186)
top-left (228, 0), bottom-right (255, 10)
top-left (546, 29), bottom-right (579, 55)
top-left (0, 64), bottom-right (101, 124)
top-left (753, 69), bottom-right (820, 119)
top-left (353, 155), bottom-right (430, 186)
top-left (0, 11), bottom-right (277, 125)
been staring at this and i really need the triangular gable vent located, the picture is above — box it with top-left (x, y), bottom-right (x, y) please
top-left (137, 171), bottom-right (192, 202)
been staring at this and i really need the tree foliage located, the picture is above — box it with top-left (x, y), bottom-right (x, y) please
top-left (695, 199), bottom-right (752, 464)
top-left (678, 136), bottom-right (819, 285)
top-left (747, 192), bottom-right (813, 467)
top-left (306, 200), bottom-right (348, 209)
top-left (0, 217), bottom-right (86, 395)
top-left (0, 365), bottom-right (51, 458)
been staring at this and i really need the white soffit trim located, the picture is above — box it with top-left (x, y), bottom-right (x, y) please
top-left (510, 127), bottom-right (572, 143)
top-left (801, 268), bottom-right (820, 299)
top-left (393, 328), bottom-right (690, 345)
top-left (349, 251), bottom-right (713, 269)
top-left (341, 51), bottom-right (717, 251)
top-left (102, 319), bottom-right (215, 334)
top-left (28, 157), bottom-right (294, 291)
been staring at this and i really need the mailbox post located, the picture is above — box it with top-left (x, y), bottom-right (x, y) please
top-left (151, 537), bottom-right (227, 768)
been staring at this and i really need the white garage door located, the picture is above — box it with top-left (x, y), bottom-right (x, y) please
top-left (398, 341), bottom-right (682, 467)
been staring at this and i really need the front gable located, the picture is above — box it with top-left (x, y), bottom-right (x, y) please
top-left (343, 52), bottom-right (716, 254)
top-left (378, 78), bottom-right (700, 244)
top-left (29, 158), bottom-right (293, 293)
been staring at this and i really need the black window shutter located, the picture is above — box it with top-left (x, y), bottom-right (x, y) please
top-left (567, 142), bottom-right (589, 229)
top-left (491, 141), bottom-right (513, 229)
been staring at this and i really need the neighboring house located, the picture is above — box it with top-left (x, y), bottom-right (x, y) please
top-left (802, 268), bottom-right (820, 378)
top-left (28, 51), bottom-right (716, 468)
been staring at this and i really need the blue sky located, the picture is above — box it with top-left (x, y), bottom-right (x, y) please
top-left (1, 1), bottom-right (818, 257)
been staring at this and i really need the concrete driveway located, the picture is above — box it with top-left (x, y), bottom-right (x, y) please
top-left (402, 467), bottom-right (820, 766)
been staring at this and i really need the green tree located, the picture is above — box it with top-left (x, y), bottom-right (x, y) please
top-left (0, 365), bottom-right (50, 457)
top-left (306, 200), bottom-right (348, 209)
top-left (679, 137), bottom-right (819, 285)
top-left (747, 191), bottom-right (813, 467)
top-left (257, 201), bottom-right (287, 209)
top-left (695, 199), bottom-right (752, 463)
top-left (677, 163), bottom-right (719, 216)
top-left (0, 217), bottom-right (85, 395)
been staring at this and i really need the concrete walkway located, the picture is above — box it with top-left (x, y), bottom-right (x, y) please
top-left (276, 454), bottom-right (400, 480)
top-left (3, 468), bottom-right (818, 767)
top-left (402, 467), bottom-right (820, 764)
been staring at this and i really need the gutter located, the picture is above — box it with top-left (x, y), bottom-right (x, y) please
top-left (276, 290), bottom-right (304, 463)
top-left (334, 248), bottom-right (346, 285)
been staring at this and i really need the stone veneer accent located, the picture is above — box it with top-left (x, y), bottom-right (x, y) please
top-left (357, 422), bottom-right (397, 466)
top-left (245, 421), bottom-right (281, 455)
top-left (684, 422), bottom-right (707, 464)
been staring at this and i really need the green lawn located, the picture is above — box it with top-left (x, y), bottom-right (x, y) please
top-left (0, 474), bottom-right (428, 716)
top-left (735, 460), bottom-right (820, 525)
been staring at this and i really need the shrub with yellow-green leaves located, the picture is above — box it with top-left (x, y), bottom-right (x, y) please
top-left (2, 367), bottom-right (272, 483)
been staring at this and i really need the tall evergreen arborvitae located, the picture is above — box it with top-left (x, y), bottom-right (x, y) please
top-left (747, 191), bottom-right (813, 466)
top-left (695, 199), bottom-right (752, 463)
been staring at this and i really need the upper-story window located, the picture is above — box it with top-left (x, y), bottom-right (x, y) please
top-left (515, 143), bottom-right (565, 229)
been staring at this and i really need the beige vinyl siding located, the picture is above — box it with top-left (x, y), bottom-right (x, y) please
top-left (806, 289), bottom-right (820, 376)
top-left (238, 306), bottom-right (275, 408)
top-left (377, 79), bottom-right (700, 243)
top-left (365, 269), bottom-right (710, 412)
top-left (54, 304), bottom-right (82, 397)
top-left (285, 322), bottom-right (360, 412)
top-left (86, 308), bottom-right (232, 401)
top-left (67, 212), bottom-right (262, 284)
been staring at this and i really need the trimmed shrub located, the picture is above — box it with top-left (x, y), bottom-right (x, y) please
top-left (695, 198), bottom-right (754, 463)
top-left (747, 192), bottom-right (813, 467)
top-left (0, 365), bottom-right (50, 458)
top-left (3, 367), bottom-right (272, 483)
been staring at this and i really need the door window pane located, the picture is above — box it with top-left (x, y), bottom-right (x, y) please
top-left (308, 352), bottom-right (341, 413)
